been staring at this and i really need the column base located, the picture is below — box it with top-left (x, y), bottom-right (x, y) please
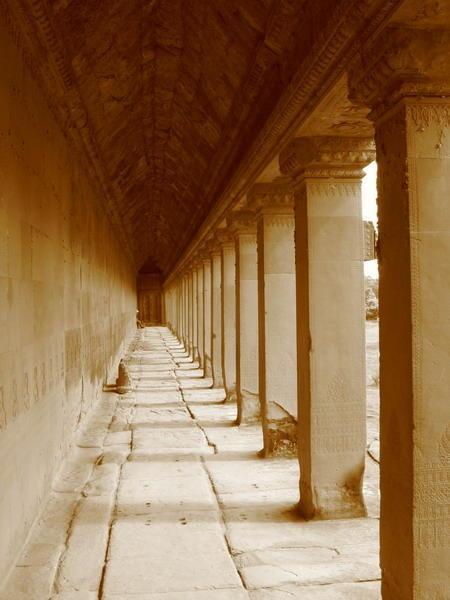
top-left (212, 374), bottom-right (224, 389)
top-left (237, 392), bottom-right (260, 424)
top-left (298, 482), bottom-right (367, 520)
top-left (263, 402), bottom-right (297, 457)
top-left (225, 388), bottom-right (237, 403)
top-left (203, 356), bottom-right (213, 379)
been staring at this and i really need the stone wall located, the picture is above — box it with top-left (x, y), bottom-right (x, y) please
top-left (137, 273), bottom-right (162, 325)
top-left (0, 21), bottom-right (136, 582)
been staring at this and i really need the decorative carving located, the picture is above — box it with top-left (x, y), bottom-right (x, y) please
top-left (349, 28), bottom-right (450, 117)
top-left (279, 136), bottom-right (375, 183)
top-left (310, 371), bottom-right (365, 455)
top-left (247, 182), bottom-right (294, 213)
top-left (307, 181), bottom-right (360, 198)
top-left (415, 423), bottom-right (450, 550)
top-left (226, 210), bottom-right (257, 236)
top-left (216, 230), bottom-right (235, 248)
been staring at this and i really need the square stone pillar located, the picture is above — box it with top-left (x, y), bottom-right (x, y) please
top-left (210, 242), bottom-right (224, 388)
top-left (191, 266), bottom-right (199, 362)
top-left (248, 183), bottom-right (297, 457)
top-left (187, 270), bottom-right (194, 357)
top-left (201, 254), bottom-right (213, 378)
top-left (228, 211), bottom-right (260, 424)
top-left (182, 274), bottom-right (189, 350)
top-left (280, 136), bottom-right (374, 519)
top-left (219, 232), bottom-right (237, 402)
top-left (177, 281), bottom-right (182, 340)
top-left (196, 261), bottom-right (204, 368)
top-left (349, 28), bottom-right (450, 600)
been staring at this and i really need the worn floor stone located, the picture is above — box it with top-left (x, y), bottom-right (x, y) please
top-left (0, 326), bottom-right (380, 599)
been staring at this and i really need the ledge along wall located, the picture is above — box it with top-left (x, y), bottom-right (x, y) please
top-left (0, 20), bottom-right (137, 583)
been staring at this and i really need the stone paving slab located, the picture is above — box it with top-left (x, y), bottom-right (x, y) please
top-left (120, 458), bottom-right (205, 480)
top-left (51, 592), bottom-right (98, 600)
top-left (182, 388), bottom-right (226, 403)
top-left (249, 581), bottom-right (380, 599)
top-left (117, 475), bottom-right (215, 515)
top-left (104, 591), bottom-right (250, 599)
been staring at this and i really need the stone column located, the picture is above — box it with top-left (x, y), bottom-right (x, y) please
top-left (196, 260), bottom-right (205, 368)
top-left (191, 265), bottom-right (199, 362)
top-left (248, 183), bottom-right (297, 456)
top-left (202, 253), bottom-right (213, 378)
top-left (182, 274), bottom-right (188, 350)
top-left (349, 28), bottom-right (450, 600)
top-left (210, 241), bottom-right (224, 388)
top-left (187, 269), bottom-right (194, 357)
top-left (280, 136), bottom-right (374, 519)
top-left (177, 281), bottom-right (182, 340)
top-left (228, 211), bottom-right (260, 423)
top-left (218, 232), bottom-right (237, 402)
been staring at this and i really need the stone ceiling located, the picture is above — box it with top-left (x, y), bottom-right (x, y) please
top-left (33, 0), bottom-right (319, 273)
top-left (6, 0), bottom-right (428, 274)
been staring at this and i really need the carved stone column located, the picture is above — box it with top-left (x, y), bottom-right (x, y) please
top-left (184, 273), bottom-right (190, 352)
top-left (177, 280), bottom-right (182, 340)
top-left (181, 275), bottom-right (187, 349)
top-left (196, 260), bottom-right (204, 368)
top-left (280, 136), bottom-right (374, 519)
top-left (349, 28), bottom-right (450, 600)
top-left (248, 183), bottom-right (297, 456)
top-left (201, 251), bottom-right (213, 378)
top-left (209, 240), bottom-right (224, 388)
top-left (218, 232), bottom-right (237, 402)
top-left (191, 265), bottom-right (199, 362)
top-left (228, 211), bottom-right (260, 423)
top-left (187, 268), bottom-right (194, 357)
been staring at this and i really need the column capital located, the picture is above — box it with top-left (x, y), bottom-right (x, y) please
top-left (279, 136), bottom-right (375, 183)
top-left (348, 27), bottom-right (450, 119)
top-left (198, 243), bottom-right (212, 264)
top-left (205, 237), bottom-right (222, 257)
top-left (226, 210), bottom-right (257, 236)
top-left (189, 258), bottom-right (202, 271)
top-left (216, 229), bottom-right (235, 249)
top-left (247, 182), bottom-right (294, 214)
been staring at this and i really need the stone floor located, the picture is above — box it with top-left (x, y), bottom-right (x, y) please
top-left (1, 326), bottom-right (380, 599)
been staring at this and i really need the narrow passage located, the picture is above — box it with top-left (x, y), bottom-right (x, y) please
top-left (2, 328), bottom-right (380, 600)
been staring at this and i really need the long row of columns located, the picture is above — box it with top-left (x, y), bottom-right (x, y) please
top-left (164, 153), bottom-right (371, 483)
top-left (164, 28), bottom-right (450, 599)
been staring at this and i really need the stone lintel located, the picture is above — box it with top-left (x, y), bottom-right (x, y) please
top-left (349, 27), bottom-right (450, 118)
top-left (226, 210), bottom-right (257, 236)
top-left (247, 182), bottom-right (294, 215)
top-left (279, 136), bottom-right (375, 184)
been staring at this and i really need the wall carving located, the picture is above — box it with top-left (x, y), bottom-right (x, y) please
top-left (280, 136), bottom-right (375, 183)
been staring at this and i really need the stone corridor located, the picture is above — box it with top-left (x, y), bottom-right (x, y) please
top-left (2, 327), bottom-right (380, 600)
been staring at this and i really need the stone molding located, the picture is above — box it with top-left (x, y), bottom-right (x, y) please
top-left (226, 210), bottom-right (257, 236)
top-left (197, 243), bottom-right (212, 264)
top-left (349, 28), bottom-right (450, 118)
top-left (205, 237), bottom-right (222, 257)
top-left (216, 230), bottom-right (235, 250)
top-left (279, 136), bottom-right (375, 183)
top-left (307, 181), bottom-right (360, 199)
top-left (247, 182), bottom-right (294, 214)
